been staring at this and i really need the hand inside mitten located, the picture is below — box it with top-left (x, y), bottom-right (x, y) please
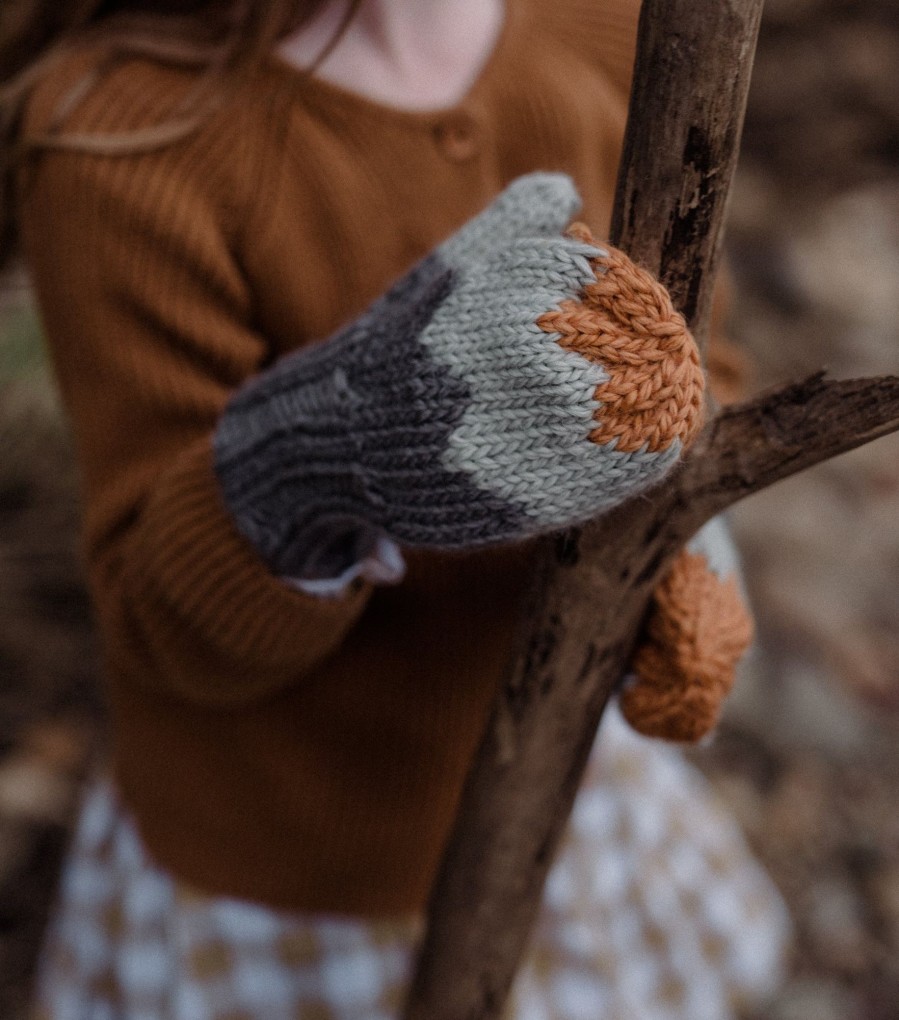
top-left (619, 517), bottom-right (754, 742)
top-left (214, 174), bottom-right (706, 582)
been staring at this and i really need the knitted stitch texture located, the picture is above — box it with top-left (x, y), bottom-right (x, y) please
top-left (541, 221), bottom-right (705, 454)
top-left (19, 0), bottom-right (747, 915)
top-left (214, 174), bottom-right (705, 580)
top-left (620, 517), bottom-right (755, 742)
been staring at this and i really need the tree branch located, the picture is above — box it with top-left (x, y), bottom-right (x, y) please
top-left (682, 373), bottom-right (899, 521)
top-left (401, 3), bottom-right (899, 1018)
top-left (403, 373), bottom-right (899, 1020)
top-left (610, 0), bottom-right (764, 340)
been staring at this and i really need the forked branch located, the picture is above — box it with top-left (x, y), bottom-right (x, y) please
top-left (403, 1), bottom-right (898, 1017)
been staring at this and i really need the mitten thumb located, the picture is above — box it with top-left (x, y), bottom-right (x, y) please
top-left (439, 172), bottom-right (585, 266)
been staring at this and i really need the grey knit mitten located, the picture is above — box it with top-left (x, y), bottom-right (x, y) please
top-left (213, 174), bottom-right (705, 581)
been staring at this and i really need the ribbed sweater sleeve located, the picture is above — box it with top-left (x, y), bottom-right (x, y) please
top-left (545, 0), bottom-right (641, 98)
top-left (19, 60), bottom-right (372, 706)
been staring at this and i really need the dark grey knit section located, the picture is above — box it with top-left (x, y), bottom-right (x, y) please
top-left (213, 253), bottom-right (528, 580)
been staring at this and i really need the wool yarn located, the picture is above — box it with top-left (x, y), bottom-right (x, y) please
top-left (214, 173), bottom-right (705, 582)
top-left (540, 221), bottom-right (704, 455)
top-left (620, 518), bottom-right (755, 742)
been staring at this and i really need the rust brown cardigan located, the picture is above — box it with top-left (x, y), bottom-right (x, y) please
top-left (19, 0), bottom-right (710, 914)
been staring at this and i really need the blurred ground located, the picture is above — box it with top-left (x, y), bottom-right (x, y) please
top-left (0, 0), bottom-right (897, 1017)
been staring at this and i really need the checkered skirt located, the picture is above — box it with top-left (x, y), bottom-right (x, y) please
top-left (32, 706), bottom-right (790, 1020)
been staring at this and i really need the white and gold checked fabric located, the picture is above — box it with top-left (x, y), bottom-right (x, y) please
top-left (32, 706), bottom-right (790, 1020)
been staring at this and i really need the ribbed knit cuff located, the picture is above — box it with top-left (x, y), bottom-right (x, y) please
top-left (113, 438), bottom-right (372, 705)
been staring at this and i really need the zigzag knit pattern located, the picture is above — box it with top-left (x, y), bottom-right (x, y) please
top-left (214, 174), bottom-right (705, 580)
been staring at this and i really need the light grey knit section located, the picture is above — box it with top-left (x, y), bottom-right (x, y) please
top-left (420, 237), bottom-right (679, 527)
top-left (438, 173), bottom-right (584, 265)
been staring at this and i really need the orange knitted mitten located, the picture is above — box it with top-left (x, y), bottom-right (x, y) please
top-left (619, 520), bottom-right (754, 742)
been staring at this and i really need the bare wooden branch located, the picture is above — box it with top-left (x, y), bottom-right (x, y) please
top-left (400, 2), bottom-right (899, 1018)
top-left (610, 0), bottom-right (765, 340)
top-left (404, 371), bottom-right (899, 1020)
top-left (681, 373), bottom-right (899, 520)
top-left (404, 1), bottom-right (768, 1015)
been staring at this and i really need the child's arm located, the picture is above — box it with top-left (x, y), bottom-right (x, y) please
top-left (21, 150), bottom-right (703, 711)
top-left (214, 174), bottom-right (705, 583)
top-left (19, 128), bottom-right (373, 707)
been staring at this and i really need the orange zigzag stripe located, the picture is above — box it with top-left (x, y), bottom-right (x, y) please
top-left (537, 223), bottom-right (705, 455)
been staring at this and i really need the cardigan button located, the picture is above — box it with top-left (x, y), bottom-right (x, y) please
top-left (433, 112), bottom-right (479, 162)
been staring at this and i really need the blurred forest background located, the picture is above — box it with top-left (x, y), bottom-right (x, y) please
top-left (0, 0), bottom-right (898, 1016)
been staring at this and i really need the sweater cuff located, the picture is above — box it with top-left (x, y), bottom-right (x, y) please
top-left (116, 438), bottom-right (373, 703)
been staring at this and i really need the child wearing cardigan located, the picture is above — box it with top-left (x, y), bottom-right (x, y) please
top-left (3, 0), bottom-right (789, 1016)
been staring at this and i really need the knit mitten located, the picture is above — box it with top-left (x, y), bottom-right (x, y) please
top-left (619, 516), bottom-right (754, 742)
top-left (214, 173), bottom-right (705, 581)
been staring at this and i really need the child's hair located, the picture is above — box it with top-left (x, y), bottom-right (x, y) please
top-left (0, 0), bottom-right (360, 271)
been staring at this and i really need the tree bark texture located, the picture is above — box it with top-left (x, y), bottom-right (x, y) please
top-left (403, 2), bottom-right (899, 1018)
top-left (610, 0), bottom-right (763, 342)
